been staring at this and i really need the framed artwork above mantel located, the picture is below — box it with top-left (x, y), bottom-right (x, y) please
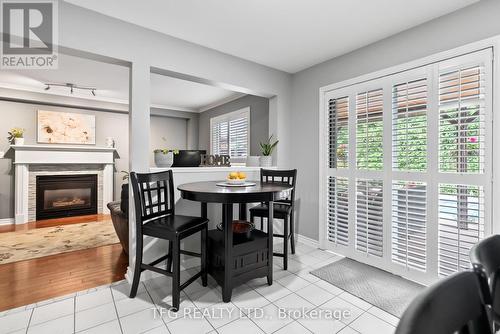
top-left (37, 110), bottom-right (96, 145)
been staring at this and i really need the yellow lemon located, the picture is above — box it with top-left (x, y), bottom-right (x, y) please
top-left (229, 172), bottom-right (238, 179)
top-left (237, 172), bottom-right (246, 179)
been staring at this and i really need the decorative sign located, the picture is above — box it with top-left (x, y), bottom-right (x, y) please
top-left (200, 154), bottom-right (231, 167)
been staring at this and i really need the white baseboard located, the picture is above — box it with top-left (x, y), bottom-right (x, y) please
top-left (0, 218), bottom-right (14, 226)
top-left (296, 234), bottom-right (319, 249)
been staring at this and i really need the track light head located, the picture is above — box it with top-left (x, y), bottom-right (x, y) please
top-left (91, 89), bottom-right (95, 96)
top-left (44, 85), bottom-right (50, 91)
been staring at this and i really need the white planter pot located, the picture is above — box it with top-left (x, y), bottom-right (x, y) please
top-left (246, 156), bottom-right (260, 167)
top-left (154, 151), bottom-right (174, 168)
top-left (14, 138), bottom-right (24, 145)
top-left (259, 156), bottom-right (273, 167)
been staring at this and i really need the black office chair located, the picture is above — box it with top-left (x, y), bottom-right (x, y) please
top-left (129, 170), bottom-right (208, 311)
top-left (395, 270), bottom-right (492, 334)
top-left (470, 234), bottom-right (500, 330)
top-left (249, 169), bottom-right (297, 270)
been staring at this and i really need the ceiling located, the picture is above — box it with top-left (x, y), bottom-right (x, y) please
top-left (65, 0), bottom-right (479, 73)
top-left (0, 54), bottom-right (244, 112)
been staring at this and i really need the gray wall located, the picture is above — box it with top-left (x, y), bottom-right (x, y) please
top-left (198, 95), bottom-right (269, 156)
top-left (0, 100), bottom-right (192, 219)
top-left (150, 116), bottom-right (188, 166)
top-left (290, 0), bottom-right (500, 240)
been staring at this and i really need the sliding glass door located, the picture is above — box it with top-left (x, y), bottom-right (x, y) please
top-left (321, 49), bottom-right (492, 284)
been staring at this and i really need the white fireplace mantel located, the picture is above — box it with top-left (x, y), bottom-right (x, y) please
top-left (11, 145), bottom-right (117, 224)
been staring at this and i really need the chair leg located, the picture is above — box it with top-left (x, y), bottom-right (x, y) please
top-left (261, 217), bottom-right (264, 232)
top-left (250, 212), bottom-right (255, 229)
top-left (171, 239), bottom-right (181, 311)
top-left (290, 211), bottom-right (296, 254)
top-left (166, 241), bottom-right (173, 273)
top-left (130, 233), bottom-right (143, 298)
top-left (201, 226), bottom-right (208, 287)
top-left (283, 216), bottom-right (288, 270)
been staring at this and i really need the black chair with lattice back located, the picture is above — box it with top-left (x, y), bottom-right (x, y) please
top-left (249, 168), bottom-right (297, 270)
top-left (129, 170), bottom-right (208, 311)
top-left (395, 269), bottom-right (492, 334)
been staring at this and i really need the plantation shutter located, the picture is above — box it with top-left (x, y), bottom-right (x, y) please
top-left (328, 177), bottom-right (349, 246)
top-left (356, 89), bottom-right (383, 170)
top-left (391, 181), bottom-right (427, 271)
top-left (329, 97), bottom-right (349, 168)
top-left (392, 79), bottom-right (427, 171)
top-left (438, 184), bottom-right (484, 277)
top-left (439, 64), bottom-right (485, 173)
top-left (229, 114), bottom-right (249, 158)
top-left (356, 179), bottom-right (384, 257)
top-left (211, 108), bottom-right (249, 159)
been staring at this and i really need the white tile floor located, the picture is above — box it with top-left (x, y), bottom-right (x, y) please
top-left (0, 242), bottom-right (399, 334)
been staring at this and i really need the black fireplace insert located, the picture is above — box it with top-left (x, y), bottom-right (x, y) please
top-left (36, 174), bottom-right (98, 220)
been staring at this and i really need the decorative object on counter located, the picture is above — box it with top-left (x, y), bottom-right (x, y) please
top-left (246, 156), bottom-right (260, 167)
top-left (200, 154), bottom-right (231, 166)
top-left (105, 137), bottom-right (115, 148)
top-left (172, 150), bottom-right (206, 167)
top-left (259, 134), bottom-right (279, 167)
top-left (120, 171), bottom-right (129, 216)
top-left (154, 149), bottom-right (179, 167)
top-left (37, 110), bottom-right (96, 144)
top-left (7, 127), bottom-right (25, 145)
top-left (217, 171), bottom-right (256, 187)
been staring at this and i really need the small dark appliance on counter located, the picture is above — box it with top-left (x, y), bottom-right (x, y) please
top-left (172, 150), bottom-right (206, 167)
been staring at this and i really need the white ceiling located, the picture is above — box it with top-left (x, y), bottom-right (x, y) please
top-left (0, 54), bottom-right (244, 112)
top-left (65, 0), bottom-right (479, 73)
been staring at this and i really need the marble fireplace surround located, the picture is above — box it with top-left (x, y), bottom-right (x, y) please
top-left (11, 145), bottom-right (117, 225)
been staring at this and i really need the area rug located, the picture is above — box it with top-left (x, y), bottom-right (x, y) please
top-left (0, 220), bottom-right (119, 264)
top-left (311, 258), bottom-right (425, 317)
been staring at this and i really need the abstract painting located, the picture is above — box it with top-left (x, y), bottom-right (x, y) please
top-left (37, 110), bottom-right (96, 144)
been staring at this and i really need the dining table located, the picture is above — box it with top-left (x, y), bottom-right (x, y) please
top-left (177, 180), bottom-right (293, 302)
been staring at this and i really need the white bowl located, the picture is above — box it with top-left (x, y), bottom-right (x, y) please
top-left (226, 178), bottom-right (246, 185)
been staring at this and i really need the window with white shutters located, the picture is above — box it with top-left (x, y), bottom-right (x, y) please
top-left (329, 97), bottom-right (349, 168)
top-left (323, 48), bottom-right (492, 283)
top-left (328, 177), bottom-right (349, 246)
top-left (392, 79), bottom-right (427, 171)
top-left (439, 65), bottom-right (485, 174)
top-left (392, 181), bottom-right (427, 271)
top-left (210, 107), bottom-right (250, 162)
top-left (356, 89), bottom-right (383, 170)
top-left (438, 184), bottom-right (484, 277)
top-left (356, 179), bottom-right (383, 257)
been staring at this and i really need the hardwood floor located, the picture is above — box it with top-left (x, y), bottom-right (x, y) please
top-left (0, 215), bottom-right (129, 311)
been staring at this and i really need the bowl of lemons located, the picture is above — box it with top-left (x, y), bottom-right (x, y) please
top-left (227, 171), bottom-right (247, 185)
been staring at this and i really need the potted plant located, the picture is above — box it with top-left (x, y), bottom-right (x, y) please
top-left (120, 171), bottom-right (129, 216)
top-left (7, 128), bottom-right (25, 145)
top-left (259, 135), bottom-right (279, 167)
top-left (154, 137), bottom-right (180, 168)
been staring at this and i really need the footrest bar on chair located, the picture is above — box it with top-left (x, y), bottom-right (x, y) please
top-left (180, 250), bottom-right (201, 258)
top-left (141, 264), bottom-right (172, 276)
top-left (148, 254), bottom-right (170, 267)
top-left (180, 271), bottom-right (203, 291)
top-left (273, 252), bottom-right (285, 257)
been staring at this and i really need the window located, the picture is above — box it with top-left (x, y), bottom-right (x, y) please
top-left (210, 107), bottom-right (250, 162)
top-left (323, 49), bottom-right (492, 283)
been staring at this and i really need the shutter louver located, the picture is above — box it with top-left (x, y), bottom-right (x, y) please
top-left (211, 121), bottom-right (229, 155)
top-left (329, 97), bottom-right (349, 168)
top-left (356, 179), bottom-right (383, 257)
top-left (439, 65), bottom-right (485, 173)
top-left (229, 116), bottom-right (248, 157)
top-left (391, 181), bottom-right (427, 271)
top-left (328, 177), bottom-right (349, 246)
top-left (356, 89), bottom-right (383, 170)
top-left (438, 184), bottom-right (484, 277)
top-left (392, 79), bottom-right (427, 171)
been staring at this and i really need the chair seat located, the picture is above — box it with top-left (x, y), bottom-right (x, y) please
top-left (249, 203), bottom-right (291, 218)
top-left (142, 214), bottom-right (208, 239)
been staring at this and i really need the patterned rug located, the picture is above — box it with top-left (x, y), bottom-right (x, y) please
top-left (0, 220), bottom-right (120, 264)
top-left (311, 258), bottom-right (425, 317)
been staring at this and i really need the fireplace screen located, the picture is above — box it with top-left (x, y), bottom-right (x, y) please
top-left (36, 174), bottom-right (98, 220)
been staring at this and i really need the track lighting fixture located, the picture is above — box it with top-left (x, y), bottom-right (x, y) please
top-left (43, 82), bottom-right (97, 96)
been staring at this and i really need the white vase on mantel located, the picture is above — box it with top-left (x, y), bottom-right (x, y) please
top-left (259, 156), bottom-right (273, 167)
top-left (14, 137), bottom-right (24, 145)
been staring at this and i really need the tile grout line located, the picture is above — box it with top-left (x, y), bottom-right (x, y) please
top-left (73, 296), bottom-right (76, 334)
top-left (110, 286), bottom-right (125, 334)
top-left (142, 281), bottom-right (173, 333)
top-left (24, 307), bottom-right (34, 334)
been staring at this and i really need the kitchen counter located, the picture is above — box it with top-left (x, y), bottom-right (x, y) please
top-left (150, 166), bottom-right (275, 173)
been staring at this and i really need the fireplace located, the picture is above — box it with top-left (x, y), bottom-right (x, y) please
top-left (36, 174), bottom-right (98, 220)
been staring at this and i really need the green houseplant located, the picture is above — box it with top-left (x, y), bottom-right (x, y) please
top-left (7, 127), bottom-right (25, 145)
top-left (259, 135), bottom-right (278, 167)
top-left (154, 137), bottom-right (180, 168)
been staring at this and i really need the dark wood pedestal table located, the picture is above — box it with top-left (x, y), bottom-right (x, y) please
top-left (178, 181), bottom-right (292, 302)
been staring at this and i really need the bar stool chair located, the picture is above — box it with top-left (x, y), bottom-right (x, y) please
top-left (249, 168), bottom-right (297, 270)
top-left (395, 269), bottom-right (492, 334)
top-left (129, 170), bottom-right (208, 311)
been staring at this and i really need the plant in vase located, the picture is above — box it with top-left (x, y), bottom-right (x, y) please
top-left (259, 135), bottom-right (278, 167)
top-left (7, 128), bottom-right (25, 145)
top-left (154, 137), bottom-right (180, 168)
